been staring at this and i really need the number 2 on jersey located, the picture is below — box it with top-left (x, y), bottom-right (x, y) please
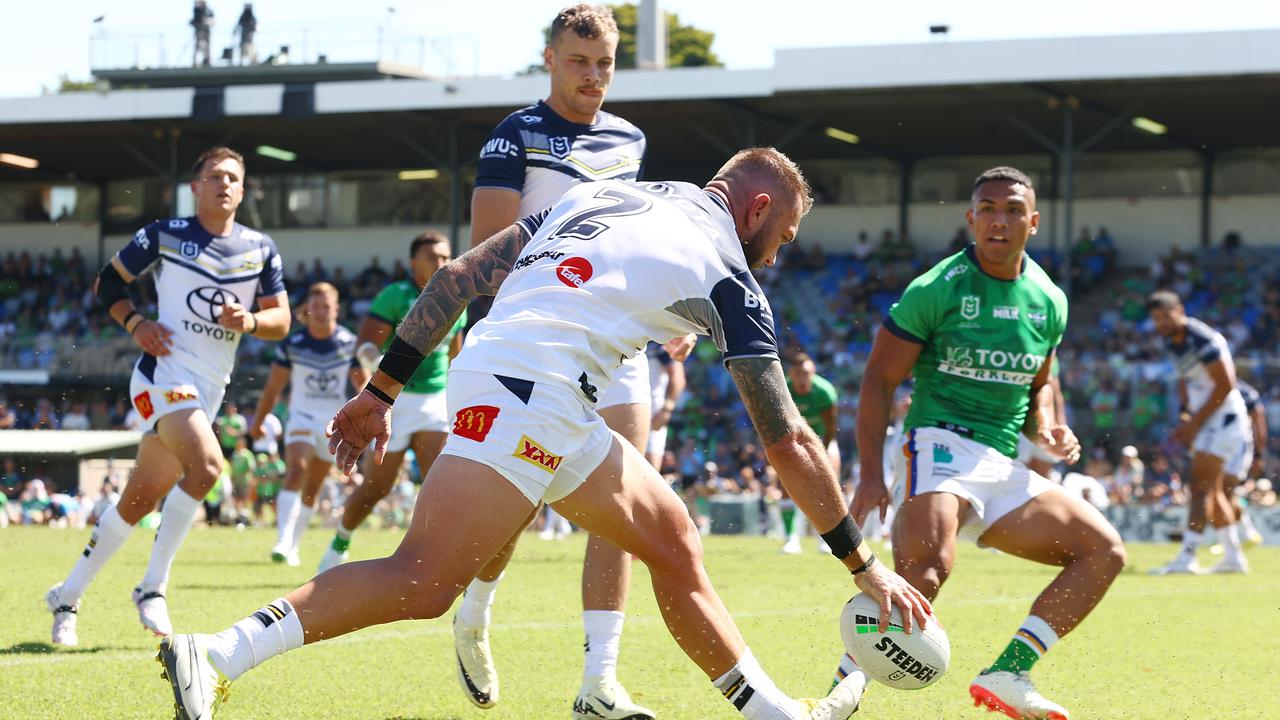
top-left (553, 186), bottom-right (652, 241)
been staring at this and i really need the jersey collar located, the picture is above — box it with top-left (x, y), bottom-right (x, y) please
top-left (964, 244), bottom-right (1026, 283)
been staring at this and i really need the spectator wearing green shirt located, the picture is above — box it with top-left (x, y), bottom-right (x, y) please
top-left (252, 451), bottom-right (286, 525)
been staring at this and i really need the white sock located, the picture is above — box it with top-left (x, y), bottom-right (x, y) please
top-left (1223, 524), bottom-right (1243, 556)
top-left (834, 652), bottom-right (868, 691)
top-left (140, 487), bottom-right (201, 591)
top-left (275, 490), bottom-right (300, 550)
top-left (291, 504), bottom-right (314, 552)
top-left (1012, 614), bottom-right (1059, 659)
top-left (1180, 529), bottom-right (1202, 556)
top-left (457, 573), bottom-right (503, 628)
top-left (789, 512), bottom-right (807, 542)
top-left (208, 597), bottom-right (305, 681)
top-left (61, 504), bottom-right (134, 605)
top-left (1238, 512), bottom-right (1258, 536)
top-left (713, 648), bottom-right (801, 720)
top-left (336, 524), bottom-right (353, 541)
top-left (583, 610), bottom-right (624, 680)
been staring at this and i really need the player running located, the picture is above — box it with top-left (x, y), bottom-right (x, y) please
top-left (782, 352), bottom-right (839, 554)
top-left (157, 148), bottom-right (930, 720)
top-left (850, 167), bottom-right (1126, 720)
top-left (316, 231), bottom-right (463, 572)
top-left (248, 282), bottom-right (362, 567)
top-left (454, 6), bottom-right (656, 717)
top-left (46, 146), bottom-right (289, 646)
top-left (1147, 291), bottom-right (1253, 575)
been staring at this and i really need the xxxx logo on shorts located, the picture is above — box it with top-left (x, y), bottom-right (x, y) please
top-left (512, 435), bottom-right (562, 473)
top-left (133, 391), bottom-right (155, 420)
top-left (164, 387), bottom-right (198, 404)
top-left (453, 405), bottom-right (499, 442)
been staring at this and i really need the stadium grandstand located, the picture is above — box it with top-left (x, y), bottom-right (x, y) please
top-left (3, 26), bottom-right (1279, 545)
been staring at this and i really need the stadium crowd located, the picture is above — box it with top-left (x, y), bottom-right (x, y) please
top-left (4, 226), bottom-right (1279, 529)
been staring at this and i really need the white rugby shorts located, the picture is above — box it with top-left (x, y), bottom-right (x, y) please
top-left (1224, 433), bottom-right (1254, 480)
top-left (128, 356), bottom-right (225, 433)
top-left (284, 410), bottom-right (335, 462)
top-left (597, 353), bottom-right (651, 409)
top-left (1015, 434), bottom-right (1058, 465)
top-left (893, 427), bottom-right (1057, 539)
top-left (1192, 410), bottom-right (1251, 464)
top-left (387, 390), bottom-right (450, 452)
top-left (439, 370), bottom-right (614, 505)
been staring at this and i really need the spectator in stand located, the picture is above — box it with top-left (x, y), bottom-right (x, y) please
top-left (61, 402), bottom-right (91, 431)
top-left (30, 399), bottom-right (59, 430)
top-left (89, 479), bottom-right (121, 526)
top-left (215, 401), bottom-right (247, 459)
top-left (1111, 445), bottom-right (1144, 505)
top-left (1141, 453), bottom-right (1183, 507)
top-left (2, 458), bottom-right (23, 500)
top-left (20, 479), bottom-right (53, 524)
top-left (851, 231), bottom-right (874, 261)
top-left (0, 400), bottom-right (16, 429)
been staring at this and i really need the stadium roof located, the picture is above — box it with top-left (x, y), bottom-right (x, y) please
top-left (0, 430), bottom-right (142, 458)
top-left (2, 29), bottom-right (1279, 183)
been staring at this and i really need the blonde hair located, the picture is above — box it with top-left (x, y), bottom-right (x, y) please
top-left (714, 147), bottom-right (814, 216)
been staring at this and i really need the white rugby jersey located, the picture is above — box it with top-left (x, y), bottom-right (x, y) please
top-left (474, 100), bottom-right (646, 218)
top-left (1163, 316), bottom-right (1247, 422)
top-left (117, 217), bottom-right (286, 386)
top-left (272, 325), bottom-right (357, 420)
top-left (453, 180), bottom-right (778, 403)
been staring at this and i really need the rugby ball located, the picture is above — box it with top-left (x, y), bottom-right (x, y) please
top-left (839, 592), bottom-right (949, 690)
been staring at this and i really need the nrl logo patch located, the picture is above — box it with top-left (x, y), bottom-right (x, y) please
top-left (960, 295), bottom-right (980, 321)
top-left (549, 136), bottom-right (572, 159)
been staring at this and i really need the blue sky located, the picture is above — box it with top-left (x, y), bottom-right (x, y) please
top-left (3, 0), bottom-right (1279, 97)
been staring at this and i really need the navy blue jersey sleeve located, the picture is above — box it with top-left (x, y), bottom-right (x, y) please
top-left (272, 339), bottom-right (292, 368)
top-left (116, 222), bottom-right (162, 276)
top-left (711, 271), bottom-right (779, 363)
top-left (257, 236), bottom-right (286, 298)
top-left (475, 119), bottom-right (526, 192)
top-left (516, 207), bottom-right (553, 238)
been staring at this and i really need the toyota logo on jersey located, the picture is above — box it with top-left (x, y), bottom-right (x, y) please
top-left (305, 373), bottom-right (340, 395)
top-left (556, 257), bottom-right (593, 288)
top-left (186, 286), bottom-right (242, 324)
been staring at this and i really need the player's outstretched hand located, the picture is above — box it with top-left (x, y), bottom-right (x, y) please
top-left (664, 333), bottom-right (698, 361)
top-left (326, 391), bottom-right (392, 475)
top-left (853, 560), bottom-right (933, 634)
top-left (132, 320), bottom-right (174, 356)
top-left (850, 471), bottom-right (889, 525)
top-left (1041, 424), bottom-right (1082, 464)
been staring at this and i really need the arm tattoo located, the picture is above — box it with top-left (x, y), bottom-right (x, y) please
top-left (728, 357), bottom-right (806, 445)
top-left (397, 224), bottom-right (530, 354)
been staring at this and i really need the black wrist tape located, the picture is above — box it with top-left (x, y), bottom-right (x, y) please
top-left (378, 336), bottom-right (426, 386)
top-left (820, 514), bottom-right (865, 560)
top-left (365, 384), bottom-right (395, 406)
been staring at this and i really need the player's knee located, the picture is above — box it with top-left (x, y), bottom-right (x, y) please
top-left (383, 555), bottom-right (458, 619)
top-left (641, 511), bottom-right (703, 578)
top-left (1098, 536), bottom-right (1127, 576)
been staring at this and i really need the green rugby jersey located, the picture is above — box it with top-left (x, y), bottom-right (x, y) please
top-left (367, 280), bottom-right (467, 395)
top-left (788, 374), bottom-right (837, 439)
top-left (884, 246), bottom-right (1067, 457)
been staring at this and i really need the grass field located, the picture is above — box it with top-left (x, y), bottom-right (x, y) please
top-left (2, 525), bottom-right (1278, 719)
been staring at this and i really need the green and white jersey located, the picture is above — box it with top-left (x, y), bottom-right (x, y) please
top-left (885, 246), bottom-right (1067, 458)
top-left (788, 374), bottom-right (837, 439)
top-left (367, 280), bottom-right (467, 395)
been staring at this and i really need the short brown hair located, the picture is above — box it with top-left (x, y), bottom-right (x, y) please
top-left (548, 4), bottom-right (618, 46)
top-left (192, 146), bottom-right (246, 178)
top-left (410, 230), bottom-right (450, 260)
top-left (715, 147), bottom-right (814, 216)
top-left (1147, 290), bottom-right (1181, 311)
top-left (308, 282), bottom-right (338, 301)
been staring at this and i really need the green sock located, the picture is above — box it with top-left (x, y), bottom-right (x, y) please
top-left (331, 534), bottom-right (351, 553)
top-left (987, 637), bottom-right (1042, 674)
top-left (987, 616), bottom-right (1057, 674)
top-left (781, 508), bottom-right (796, 535)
